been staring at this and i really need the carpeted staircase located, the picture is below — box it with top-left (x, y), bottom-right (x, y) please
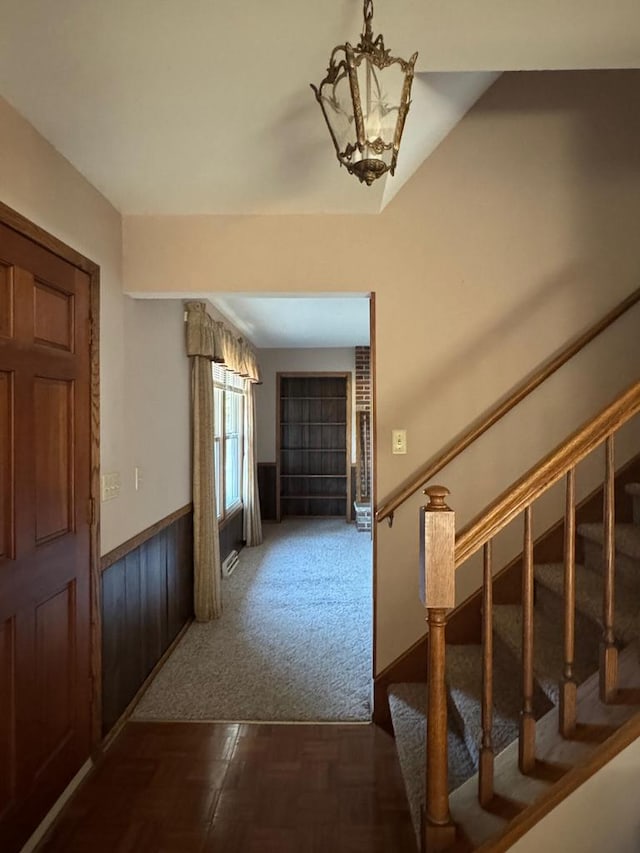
top-left (389, 482), bottom-right (640, 847)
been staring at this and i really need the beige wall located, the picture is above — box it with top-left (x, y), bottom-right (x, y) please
top-left (0, 95), bottom-right (191, 555)
top-left (120, 299), bottom-right (191, 550)
top-left (255, 348), bottom-right (358, 464)
top-left (122, 70), bottom-right (640, 670)
top-left (510, 735), bottom-right (640, 853)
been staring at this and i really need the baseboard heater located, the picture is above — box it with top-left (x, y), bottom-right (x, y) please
top-left (222, 550), bottom-right (240, 577)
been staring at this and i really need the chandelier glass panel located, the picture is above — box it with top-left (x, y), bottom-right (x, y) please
top-left (311, 0), bottom-right (417, 186)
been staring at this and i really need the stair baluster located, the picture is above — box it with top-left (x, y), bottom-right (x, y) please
top-left (600, 435), bottom-right (618, 702)
top-left (560, 467), bottom-right (577, 737)
top-left (479, 540), bottom-right (494, 805)
top-left (421, 486), bottom-right (457, 852)
top-left (390, 386), bottom-right (640, 849)
top-left (519, 505), bottom-right (536, 773)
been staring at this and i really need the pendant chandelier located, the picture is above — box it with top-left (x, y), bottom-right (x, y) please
top-left (311, 0), bottom-right (418, 186)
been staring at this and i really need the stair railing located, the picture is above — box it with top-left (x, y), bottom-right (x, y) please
top-left (377, 285), bottom-right (640, 527)
top-left (420, 379), bottom-right (640, 852)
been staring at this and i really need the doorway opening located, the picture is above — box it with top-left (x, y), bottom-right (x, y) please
top-left (134, 293), bottom-right (375, 723)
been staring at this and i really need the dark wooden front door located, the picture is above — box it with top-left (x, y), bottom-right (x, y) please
top-left (0, 222), bottom-right (92, 852)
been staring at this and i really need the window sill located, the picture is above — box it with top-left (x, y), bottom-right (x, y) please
top-left (218, 503), bottom-right (243, 531)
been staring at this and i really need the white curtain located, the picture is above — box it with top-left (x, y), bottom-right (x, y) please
top-left (243, 381), bottom-right (263, 546)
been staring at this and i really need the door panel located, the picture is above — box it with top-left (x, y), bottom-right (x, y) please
top-left (0, 263), bottom-right (12, 338)
top-left (0, 221), bottom-right (92, 852)
top-left (33, 583), bottom-right (75, 779)
top-left (33, 280), bottom-right (74, 351)
top-left (34, 378), bottom-right (73, 544)
top-left (0, 371), bottom-right (13, 560)
top-left (0, 617), bottom-right (16, 821)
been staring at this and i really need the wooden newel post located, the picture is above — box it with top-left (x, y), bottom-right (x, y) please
top-left (420, 485), bottom-right (457, 852)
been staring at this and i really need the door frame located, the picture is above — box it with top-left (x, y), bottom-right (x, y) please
top-left (0, 200), bottom-right (102, 747)
top-left (369, 293), bottom-right (378, 679)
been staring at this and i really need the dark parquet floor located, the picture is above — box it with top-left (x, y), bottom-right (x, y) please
top-left (38, 722), bottom-right (417, 853)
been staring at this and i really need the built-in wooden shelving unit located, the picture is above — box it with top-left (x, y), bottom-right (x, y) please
top-left (277, 374), bottom-right (351, 520)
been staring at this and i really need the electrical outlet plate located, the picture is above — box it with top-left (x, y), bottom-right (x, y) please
top-left (101, 472), bottom-right (121, 501)
top-left (134, 466), bottom-right (142, 491)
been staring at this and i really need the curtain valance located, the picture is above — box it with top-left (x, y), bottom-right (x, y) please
top-left (185, 301), bottom-right (261, 383)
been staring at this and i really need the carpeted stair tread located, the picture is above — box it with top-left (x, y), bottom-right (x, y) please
top-left (446, 644), bottom-right (524, 767)
top-left (388, 683), bottom-right (476, 845)
top-left (625, 483), bottom-right (640, 524)
top-left (535, 562), bottom-right (640, 646)
top-left (578, 522), bottom-right (640, 560)
top-left (392, 557), bottom-right (639, 847)
top-left (492, 603), bottom-right (597, 705)
top-left (448, 642), bottom-right (640, 851)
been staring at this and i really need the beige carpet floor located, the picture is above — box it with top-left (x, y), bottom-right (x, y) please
top-left (133, 518), bottom-right (373, 722)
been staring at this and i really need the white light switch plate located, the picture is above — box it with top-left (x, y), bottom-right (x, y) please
top-left (392, 429), bottom-right (407, 454)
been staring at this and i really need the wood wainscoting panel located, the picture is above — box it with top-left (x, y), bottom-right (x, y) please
top-left (164, 522), bottom-right (179, 645)
top-left (101, 509), bottom-right (193, 736)
top-left (142, 531), bottom-right (169, 672)
top-left (100, 560), bottom-right (127, 739)
top-left (219, 509), bottom-right (244, 564)
top-left (257, 463), bottom-right (277, 521)
top-left (123, 551), bottom-right (144, 705)
top-left (179, 515), bottom-right (194, 618)
top-left (166, 514), bottom-right (193, 644)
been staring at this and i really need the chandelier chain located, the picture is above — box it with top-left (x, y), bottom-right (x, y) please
top-left (363, 0), bottom-right (374, 40)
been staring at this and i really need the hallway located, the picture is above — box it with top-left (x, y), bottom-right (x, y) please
top-left (37, 721), bottom-right (416, 853)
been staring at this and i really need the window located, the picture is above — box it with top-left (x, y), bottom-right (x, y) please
top-left (213, 365), bottom-right (245, 520)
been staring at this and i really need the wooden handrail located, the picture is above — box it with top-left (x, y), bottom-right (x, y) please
top-left (454, 380), bottom-right (640, 567)
top-left (376, 285), bottom-right (640, 525)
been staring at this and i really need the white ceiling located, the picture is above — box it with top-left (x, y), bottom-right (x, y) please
top-left (131, 292), bottom-right (371, 348)
top-left (206, 294), bottom-right (371, 348)
top-left (1, 1), bottom-right (639, 216)
top-left (4, 2), bottom-right (640, 344)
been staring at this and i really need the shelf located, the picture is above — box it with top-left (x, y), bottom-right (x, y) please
top-left (281, 448), bottom-right (345, 453)
top-left (278, 375), bottom-right (349, 520)
top-left (281, 495), bottom-right (347, 501)
top-left (281, 513), bottom-right (346, 518)
top-left (280, 474), bottom-right (347, 478)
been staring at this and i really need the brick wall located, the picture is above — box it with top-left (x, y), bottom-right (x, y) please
top-left (355, 347), bottom-right (372, 521)
top-left (355, 346), bottom-right (371, 413)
